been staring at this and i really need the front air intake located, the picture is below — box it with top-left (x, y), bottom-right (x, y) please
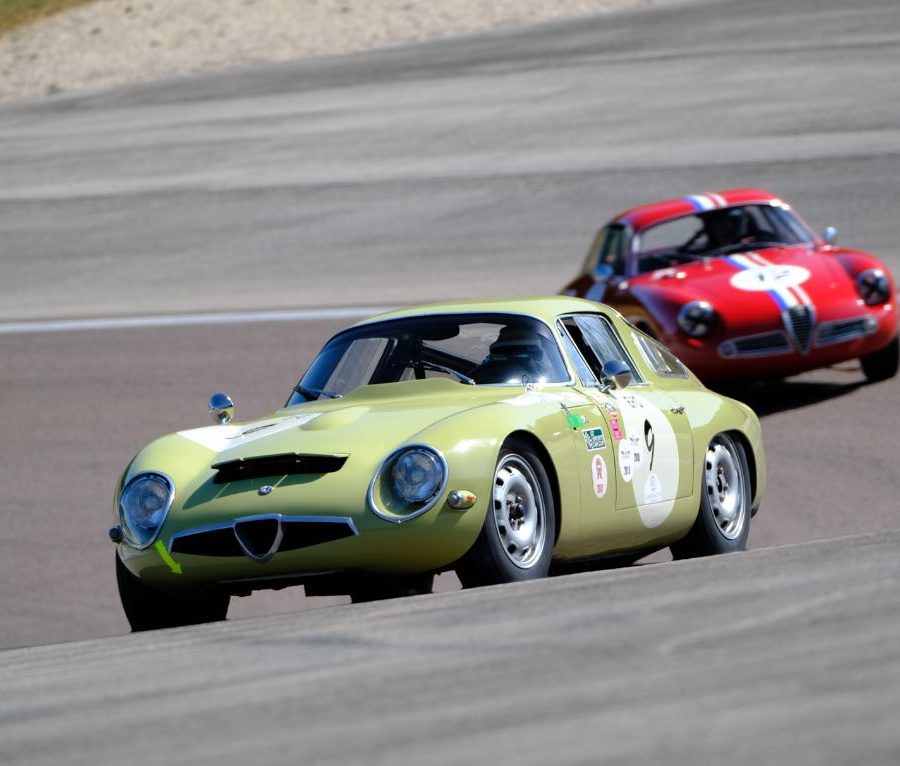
top-left (212, 453), bottom-right (347, 484)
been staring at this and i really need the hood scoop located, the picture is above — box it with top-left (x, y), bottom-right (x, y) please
top-left (212, 453), bottom-right (347, 484)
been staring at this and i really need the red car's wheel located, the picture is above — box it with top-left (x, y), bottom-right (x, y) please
top-left (861, 335), bottom-right (899, 383)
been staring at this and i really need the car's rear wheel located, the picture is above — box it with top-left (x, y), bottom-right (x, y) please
top-left (860, 335), bottom-right (899, 383)
top-left (456, 438), bottom-right (555, 588)
top-left (671, 433), bottom-right (751, 559)
top-left (116, 553), bottom-right (230, 631)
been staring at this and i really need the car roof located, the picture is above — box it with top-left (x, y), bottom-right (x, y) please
top-left (354, 296), bottom-right (616, 327)
top-left (614, 187), bottom-right (785, 232)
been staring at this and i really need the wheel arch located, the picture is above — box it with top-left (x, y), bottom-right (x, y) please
top-left (724, 428), bottom-right (759, 516)
top-left (501, 429), bottom-right (562, 546)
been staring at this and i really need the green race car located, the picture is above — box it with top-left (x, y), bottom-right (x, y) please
top-left (112, 296), bottom-right (765, 630)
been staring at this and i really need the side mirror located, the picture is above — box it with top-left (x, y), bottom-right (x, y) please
top-left (823, 226), bottom-right (838, 246)
top-left (209, 392), bottom-right (234, 424)
top-left (600, 360), bottom-right (632, 391)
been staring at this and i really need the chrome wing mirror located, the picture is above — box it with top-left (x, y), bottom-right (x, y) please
top-left (600, 360), bottom-right (632, 392)
top-left (823, 226), bottom-right (838, 246)
top-left (209, 392), bottom-right (234, 424)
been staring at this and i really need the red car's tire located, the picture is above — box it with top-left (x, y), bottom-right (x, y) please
top-left (861, 335), bottom-right (899, 383)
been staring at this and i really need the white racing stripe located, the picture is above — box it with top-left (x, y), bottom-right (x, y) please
top-left (0, 306), bottom-right (396, 335)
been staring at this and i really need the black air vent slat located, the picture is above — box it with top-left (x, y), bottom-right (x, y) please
top-left (280, 520), bottom-right (356, 551)
top-left (212, 453), bottom-right (347, 484)
top-left (171, 528), bottom-right (243, 557)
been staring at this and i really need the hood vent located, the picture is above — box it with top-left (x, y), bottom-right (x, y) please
top-left (212, 453), bottom-right (347, 484)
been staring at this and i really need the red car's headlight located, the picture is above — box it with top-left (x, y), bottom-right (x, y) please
top-left (856, 269), bottom-right (891, 305)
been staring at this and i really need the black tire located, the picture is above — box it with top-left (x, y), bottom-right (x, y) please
top-left (116, 553), bottom-right (230, 631)
top-left (671, 433), bottom-right (751, 560)
top-left (456, 438), bottom-right (555, 588)
top-left (861, 335), bottom-right (899, 383)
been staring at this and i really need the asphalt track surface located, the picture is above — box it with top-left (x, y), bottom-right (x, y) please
top-left (1, 0), bottom-right (900, 761)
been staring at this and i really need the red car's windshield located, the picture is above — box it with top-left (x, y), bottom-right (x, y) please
top-left (634, 204), bottom-right (816, 273)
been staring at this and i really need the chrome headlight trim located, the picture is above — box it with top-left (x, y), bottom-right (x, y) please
top-left (367, 445), bottom-right (449, 524)
top-left (856, 268), bottom-right (890, 306)
top-left (118, 471), bottom-right (175, 549)
top-left (677, 300), bottom-right (717, 337)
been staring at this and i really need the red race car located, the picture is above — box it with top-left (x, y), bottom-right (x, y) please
top-left (562, 188), bottom-right (898, 385)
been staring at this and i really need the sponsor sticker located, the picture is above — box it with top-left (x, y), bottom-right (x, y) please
top-left (583, 427), bottom-right (607, 451)
top-left (610, 416), bottom-right (623, 440)
top-left (592, 455), bottom-right (608, 499)
top-left (618, 440), bottom-right (634, 482)
top-left (644, 472), bottom-right (663, 504)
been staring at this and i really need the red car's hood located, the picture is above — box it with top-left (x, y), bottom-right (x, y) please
top-left (631, 245), bottom-right (856, 329)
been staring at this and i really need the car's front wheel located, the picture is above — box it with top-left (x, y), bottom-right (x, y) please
top-left (671, 433), bottom-right (751, 559)
top-left (456, 438), bottom-right (555, 588)
top-left (116, 553), bottom-right (230, 631)
top-left (861, 335), bottom-right (899, 383)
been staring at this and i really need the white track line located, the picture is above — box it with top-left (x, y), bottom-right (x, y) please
top-left (0, 307), bottom-right (397, 335)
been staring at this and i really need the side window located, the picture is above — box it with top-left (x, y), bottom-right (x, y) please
top-left (598, 224), bottom-right (628, 276)
top-left (557, 327), bottom-right (598, 386)
top-left (634, 333), bottom-right (689, 378)
top-left (559, 315), bottom-right (643, 384)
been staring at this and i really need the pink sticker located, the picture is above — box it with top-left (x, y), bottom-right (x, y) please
top-left (610, 416), bottom-right (623, 441)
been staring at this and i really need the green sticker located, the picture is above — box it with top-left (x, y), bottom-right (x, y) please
top-left (566, 412), bottom-right (583, 430)
top-left (583, 427), bottom-right (607, 451)
top-left (154, 539), bottom-right (183, 575)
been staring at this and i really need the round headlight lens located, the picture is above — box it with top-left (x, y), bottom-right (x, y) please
top-left (678, 301), bottom-right (717, 337)
top-left (390, 449), bottom-right (444, 505)
top-left (856, 269), bottom-right (890, 306)
top-left (119, 472), bottom-right (174, 548)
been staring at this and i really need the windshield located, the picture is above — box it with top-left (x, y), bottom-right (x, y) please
top-left (634, 204), bottom-right (816, 273)
top-left (287, 313), bottom-right (571, 403)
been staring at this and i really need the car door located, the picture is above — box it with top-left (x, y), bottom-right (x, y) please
top-left (558, 314), bottom-right (694, 546)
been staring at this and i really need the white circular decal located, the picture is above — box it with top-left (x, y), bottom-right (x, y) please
top-left (591, 455), bottom-right (608, 499)
top-left (612, 392), bottom-right (679, 528)
top-left (730, 264), bottom-right (810, 292)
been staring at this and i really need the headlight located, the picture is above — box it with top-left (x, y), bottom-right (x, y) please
top-left (391, 449), bottom-right (443, 504)
top-left (118, 472), bottom-right (174, 548)
top-left (678, 301), bottom-right (717, 337)
top-left (368, 446), bottom-right (448, 524)
top-left (856, 269), bottom-right (890, 306)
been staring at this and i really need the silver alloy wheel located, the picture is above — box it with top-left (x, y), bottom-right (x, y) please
top-left (704, 437), bottom-right (747, 540)
top-left (492, 454), bottom-right (547, 569)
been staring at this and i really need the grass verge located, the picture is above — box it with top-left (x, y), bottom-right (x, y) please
top-left (0, 0), bottom-right (96, 34)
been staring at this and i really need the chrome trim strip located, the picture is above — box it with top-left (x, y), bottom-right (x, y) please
top-left (166, 514), bottom-right (359, 552)
top-left (367, 445), bottom-right (450, 525)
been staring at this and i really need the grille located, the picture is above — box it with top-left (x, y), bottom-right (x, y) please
top-left (784, 305), bottom-right (815, 355)
top-left (212, 453), bottom-right (347, 484)
top-left (816, 316), bottom-right (878, 347)
top-left (170, 516), bottom-right (357, 558)
top-left (719, 332), bottom-right (790, 358)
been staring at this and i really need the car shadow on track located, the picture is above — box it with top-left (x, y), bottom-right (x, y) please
top-left (712, 365), bottom-right (867, 417)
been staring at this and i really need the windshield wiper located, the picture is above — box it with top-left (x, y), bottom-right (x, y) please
top-left (416, 360), bottom-right (476, 385)
top-left (293, 384), bottom-right (343, 400)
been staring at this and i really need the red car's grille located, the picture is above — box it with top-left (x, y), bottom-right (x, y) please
top-left (784, 305), bottom-right (815, 355)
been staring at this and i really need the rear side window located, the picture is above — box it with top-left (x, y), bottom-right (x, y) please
top-left (634, 333), bottom-right (689, 378)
